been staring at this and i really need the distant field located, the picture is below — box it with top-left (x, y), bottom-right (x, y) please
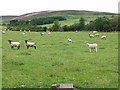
top-left (39, 15), bottom-right (113, 28)
top-left (2, 31), bottom-right (118, 88)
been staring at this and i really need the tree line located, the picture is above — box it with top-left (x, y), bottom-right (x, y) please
top-left (7, 16), bottom-right (118, 32)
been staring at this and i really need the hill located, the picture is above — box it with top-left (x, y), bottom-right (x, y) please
top-left (1, 10), bottom-right (116, 22)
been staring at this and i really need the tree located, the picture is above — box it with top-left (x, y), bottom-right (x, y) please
top-left (51, 20), bottom-right (62, 31)
top-left (79, 17), bottom-right (85, 31)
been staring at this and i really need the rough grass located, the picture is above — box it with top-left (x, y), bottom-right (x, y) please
top-left (2, 31), bottom-right (118, 88)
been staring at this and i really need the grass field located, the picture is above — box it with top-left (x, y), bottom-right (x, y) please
top-left (2, 31), bottom-right (118, 88)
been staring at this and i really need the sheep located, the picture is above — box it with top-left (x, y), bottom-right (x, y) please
top-left (8, 40), bottom-right (20, 49)
top-left (86, 43), bottom-right (98, 52)
top-left (75, 30), bottom-right (78, 33)
top-left (0, 30), bottom-right (6, 34)
top-left (40, 32), bottom-right (45, 35)
top-left (68, 38), bottom-right (72, 44)
top-left (22, 32), bottom-right (26, 35)
top-left (101, 35), bottom-right (107, 39)
top-left (93, 31), bottom-right (97, 34)
top-left (95, 33), bottom-right (100, 37)
top-left (2, 31), bottom-right (6, 34)
top-left (89, 34), bottom-right (94, 38)
top-left (25, 40), bottom-right (36, 49)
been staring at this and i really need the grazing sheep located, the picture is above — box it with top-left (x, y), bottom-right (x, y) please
top-left (86, 43), bottom-right (98, 52)
top-left (68, 38), bottom-right (72, 44)
top-left (2, 31), bottom-right (6, 34)
top-left (0, 30), bottom-right (6, 34)
top-left (75, 30), bottom-right (78, 33)
top-left (93, 31), bottom-right (97, 34)
top-left (22, 32), bottom-right (26, 35)
top-left (40, 32), bottom-right (45, 35)
top-left (89, 34), bottom-right (94, 38)
top-left (25, 40), bottom-right (36, 49)
top-left (95, 33), bottom-right (100, 37)
top-left (8, 40), bottom-right (20, 49)
top-left (101, 35), bottom-right (107, 39)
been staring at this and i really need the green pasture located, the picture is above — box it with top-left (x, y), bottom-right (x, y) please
top-left (2, 31), bottom-right (118, 88)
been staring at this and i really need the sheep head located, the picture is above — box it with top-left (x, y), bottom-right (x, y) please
top-left (25, 40), bottom-right (28, 43)
top-left (8, 40), bottom-right (12, 44)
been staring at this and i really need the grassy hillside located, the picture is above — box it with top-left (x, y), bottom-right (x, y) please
top-left (1, 10), bottom-right (115, 22)
top-left (12, 10), bottom-right (115, 20)
top-left (2, 31), bottom-right (118, 88)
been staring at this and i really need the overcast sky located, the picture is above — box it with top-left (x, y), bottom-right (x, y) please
top-left (0, 0), bottom-right (119, 16)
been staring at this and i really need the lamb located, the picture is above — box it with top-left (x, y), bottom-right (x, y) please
top-left (8, 40), bottom-right (20, 49)
top-left (68, 38), bottom-right (72, 44)
top-left (89, 34), bottom-right (94, 38)
top-left (25, 40), bottom-right (36, 49)
top-left (86, 43), bottom-right (98, 52)
top-left (101, 35), bottom-right (107, 39)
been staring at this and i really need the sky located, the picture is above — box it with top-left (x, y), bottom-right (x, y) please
top-left (0, 0), bottom-right (119, 16)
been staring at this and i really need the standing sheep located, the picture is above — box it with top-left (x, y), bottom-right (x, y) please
top-left (67, 38), bottom-right (72, 44)
top-left (22, 32), bottom-right (26, 35)
top-left (101, 35), bottom-right (107, 39)
top-left (40, 32), bottom-right (45, 36)
top-left (95, 33), bottom-right (100, 37)
top-left (25, 40), bottom-right (36, 49)
top-left (86, 43), bottom-right (98, 52)
top-left (89, 34), bottom-right (94, 38)
top-left (8, 40), bottom-right (20, 49)
top-left (93, 31), bottom-right (97, 34)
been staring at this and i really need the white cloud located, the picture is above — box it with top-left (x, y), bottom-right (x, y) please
top-left (0, 0), bottom-right (119, 15)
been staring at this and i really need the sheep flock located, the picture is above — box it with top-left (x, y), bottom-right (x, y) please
top-left (5, 30), bottom-right (109, 53)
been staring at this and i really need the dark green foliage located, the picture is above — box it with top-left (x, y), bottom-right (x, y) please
top-left (79, 17), bottom-right (85, 31)
top-left (7, 16), bottom-right (118, 32)
top-left (62, 16), bottom-right (118, 32)
top-left (50, 21), bottom-right (62, 31)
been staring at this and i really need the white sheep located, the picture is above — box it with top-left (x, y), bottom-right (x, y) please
top-left (93, 31), bottom-right (97, 34)
top-left (25, 40), bottom-right (36, 49)
top-left (22, 32), bottom-right (26, 35)
top-left (8, 40), bottom-right (20, 49)
top-left (101, 35), bottom-right (107, 39)
top-left (0, 30), bottom-right (6, 34)
top-left (86, 43), bottom-right (98, 52)
top-left (95, 33), bottom-right (100, 37)
top-left (89, 34), bottom-right (94, 38)
top-left (68, 38), bottom-right (72, 44)
top-left (40, 32), bottom-right (45, 35)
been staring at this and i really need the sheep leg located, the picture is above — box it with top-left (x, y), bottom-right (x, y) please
top-left (27, 46), bottom-right (29, 49)
top-left (18, 46), bottom-right (20, 49)
top-left (96, 48), bottom-right (97, 52)
top-left (34, 46), bottom-right (36, 49)
top-left (89, 49), bottom-right (91, 52)
top-left (11, 46), bottom-right (14, 48)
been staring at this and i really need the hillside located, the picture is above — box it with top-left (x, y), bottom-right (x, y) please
top-left (1, 10), bottom-right (116, 22)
